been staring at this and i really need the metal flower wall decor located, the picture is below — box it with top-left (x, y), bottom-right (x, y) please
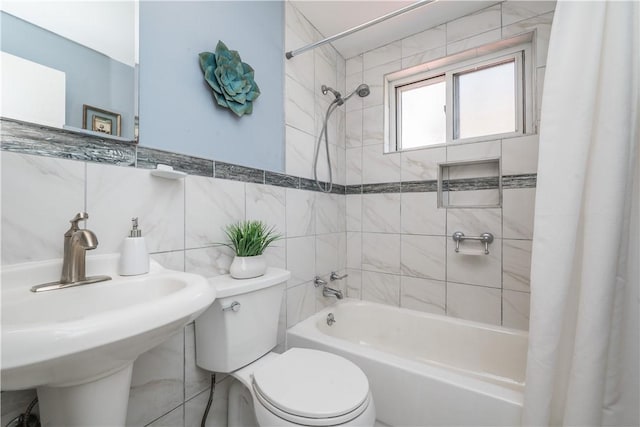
top-left (199, 41), bottom-right (260, 117)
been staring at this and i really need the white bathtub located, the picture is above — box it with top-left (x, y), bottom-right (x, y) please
top-left (286, 299), bottom-right (528, 426)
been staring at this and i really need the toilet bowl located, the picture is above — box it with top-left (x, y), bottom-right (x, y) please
top-left (194, 268), bottom-right (376, 427)
top-left (232, 349), bottom-right (375, 426)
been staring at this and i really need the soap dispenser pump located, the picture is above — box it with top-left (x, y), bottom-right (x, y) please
top-left (119, 217), bottom-right (150, 276)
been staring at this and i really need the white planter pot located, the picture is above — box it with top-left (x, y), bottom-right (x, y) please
top-left (229, 255), bottom-right (267, 279)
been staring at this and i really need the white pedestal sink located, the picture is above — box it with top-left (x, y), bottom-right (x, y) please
top-left (1, 254), bottom-right (216, 426)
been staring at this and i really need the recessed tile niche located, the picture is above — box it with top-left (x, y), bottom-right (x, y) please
top-left (438, 159), bottom-right (501, 208)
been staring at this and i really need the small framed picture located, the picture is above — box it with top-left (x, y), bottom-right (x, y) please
top-left (83, 104), bottom-right (121, 136)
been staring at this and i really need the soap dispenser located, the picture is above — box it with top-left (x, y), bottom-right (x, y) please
top-left (119, 217), bottom-right (150, 276)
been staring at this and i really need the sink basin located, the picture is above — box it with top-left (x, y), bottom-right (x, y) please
top-left (1, 253), bottom-right (215, 425)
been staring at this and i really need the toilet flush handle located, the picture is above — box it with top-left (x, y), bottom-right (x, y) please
top-left (222, 301), bottom-right (241, 312)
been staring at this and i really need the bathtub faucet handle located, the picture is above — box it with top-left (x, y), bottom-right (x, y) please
top-left (314, 276), bottom-right (327, 287)
top-left (330, 272), bottom-right (348, 281)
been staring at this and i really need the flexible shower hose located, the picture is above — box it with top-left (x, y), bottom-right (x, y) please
top-left (313, 99), bottom-right (341, 193)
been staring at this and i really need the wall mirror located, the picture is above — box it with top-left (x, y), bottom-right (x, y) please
top-left (0, 1), bottom-right (138, 141)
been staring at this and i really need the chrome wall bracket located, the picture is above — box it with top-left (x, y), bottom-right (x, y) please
top-left (452, 231), bottom-right (494, 255)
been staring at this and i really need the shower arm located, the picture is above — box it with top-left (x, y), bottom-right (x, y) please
top-left (285, 0), bottom-right (438, 60)
top-left (342, 87), bottom-right (360, 102)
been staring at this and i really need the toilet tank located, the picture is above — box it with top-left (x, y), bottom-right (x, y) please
top-left (195, 268), bottom-right (291, 373)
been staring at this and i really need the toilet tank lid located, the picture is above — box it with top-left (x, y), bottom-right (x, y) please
top-left (207, 268), bottom-right (290, 298)
top-left (252, 348), bottom-right (370, 419)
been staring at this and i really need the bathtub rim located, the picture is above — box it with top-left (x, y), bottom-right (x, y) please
top-left (286, 298), bottom-right (527, 407)
top-left (315, 298), bottom-right (529, 338)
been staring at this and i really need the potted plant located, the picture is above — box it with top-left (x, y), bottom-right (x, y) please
top-left (223, 220), bottom-right (281, 279)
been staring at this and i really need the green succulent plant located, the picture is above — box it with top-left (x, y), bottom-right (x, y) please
top-left (223, 220), bottom-right (280, 257)
top-left (199, 41), bottom-right (260, 117)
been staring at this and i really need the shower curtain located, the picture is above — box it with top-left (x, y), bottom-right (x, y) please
top-left (522, 1), bottom-right (639, 426)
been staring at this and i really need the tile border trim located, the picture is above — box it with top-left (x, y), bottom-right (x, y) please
top-left (345, 173), bottom-right (536, 194)
top-left (1, 117), bottom-right (136, 166)
top-left (1, 118), bottom-right (536, 194)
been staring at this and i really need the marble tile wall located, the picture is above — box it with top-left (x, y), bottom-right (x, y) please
top-left (343, 1), bottom-right (555, 330)
top-left (0, 150), bottom-right (346, 426)
top-left (285, 2), bottom-right (346, 186)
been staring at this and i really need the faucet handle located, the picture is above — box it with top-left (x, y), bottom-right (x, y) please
top-left (330, 271), bottom-right (348, 281)
top-left (70, 212), bottom-right (89, 223)
top-left (314, 276), bottom-right (327, 287)
top-left (68, 212), bottom-right (89, 232)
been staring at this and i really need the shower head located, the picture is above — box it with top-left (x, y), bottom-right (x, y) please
top-left (321, 85), bottom-right (342, 99)
top-left (343, 83), bottom-right (370, 102)
top-left (355, 84), bottom-right (370, 97)
top-left (322, 83), bottom-right (369, 105)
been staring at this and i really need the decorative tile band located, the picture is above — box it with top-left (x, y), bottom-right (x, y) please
top-left (215, 161), bottom-right (265, 184)
top-left (1, 119), bottom-right (537, 195)
top-left (362, 182), bottom-right (402, 194)
top-left (503, 174), bottom-right (537, 189)
top-left (443, 176), bottom-right (500, 191)
top-left (345, 185), bottom-right (363, 195)
top-left (328, 183), bottom-right (347, 195)
top-left (345, 174), bottom-right (537, 194)
top-left (299, 177), bottom-right (320, 191)
top-left (137, 146), bottom-right (214, 177)
top-left (0, 118), bottom-right (338, 192)
top-left (401, 180), bottom-right (438, 193)
top-left (265, 171), bottom-right (299, 189)
top-left (1, 118), bottom-right (136, 166)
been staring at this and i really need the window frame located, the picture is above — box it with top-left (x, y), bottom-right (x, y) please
top-left (384, 38), bottom-right (533, 153)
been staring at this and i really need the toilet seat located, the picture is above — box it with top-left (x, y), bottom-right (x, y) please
top-left (252, 385), bottom-right (372, 426)
top-left (251, 348), bottom-right (371, 426)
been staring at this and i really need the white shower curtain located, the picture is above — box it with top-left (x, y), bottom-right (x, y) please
top-left (522, 1), bottom-right (639, 426)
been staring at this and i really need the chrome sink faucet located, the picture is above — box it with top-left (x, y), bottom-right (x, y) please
top-left (61, 212), bottom-right (98, 283)
top-left (31, 212), bottom-right (111, 292)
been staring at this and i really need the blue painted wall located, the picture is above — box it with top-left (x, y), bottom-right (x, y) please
top-left (139, 1), bottom-right (285, 173)
top-left (0, 12), bottom-right (136, 138)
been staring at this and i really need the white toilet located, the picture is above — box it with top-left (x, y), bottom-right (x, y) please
top-left (195, 268), bottom-right (376, 427)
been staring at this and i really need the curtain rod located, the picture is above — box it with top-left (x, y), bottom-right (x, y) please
top-left (285, 0), bottom-right (438, 60)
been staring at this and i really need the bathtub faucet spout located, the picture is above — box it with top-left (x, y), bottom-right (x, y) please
top-left (322, 286), bottom-right (344, 299)
top-left (315, 276), bottom-right (343, 299)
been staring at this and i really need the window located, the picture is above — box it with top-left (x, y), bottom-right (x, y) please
top-left (385, 38), bottom-right (532, 152)
top-left (397, 76), bottom-right (446, 148)
top-left (455, 60), bottom-right (516, 139)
